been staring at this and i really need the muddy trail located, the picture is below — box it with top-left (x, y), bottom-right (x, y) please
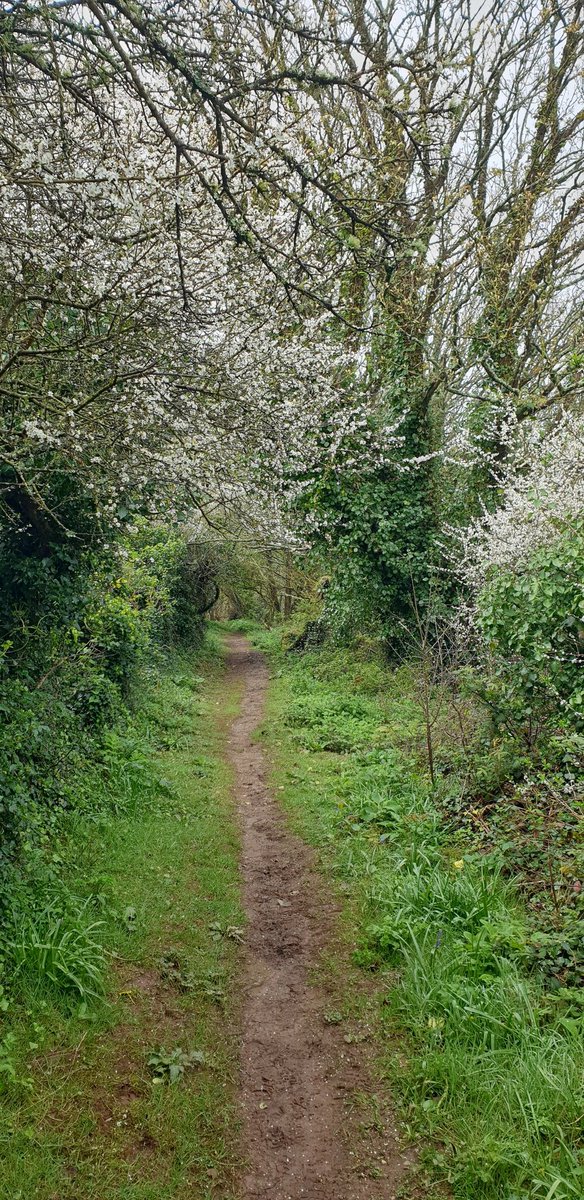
top-left (225, 635), bottom-right (412, 1200)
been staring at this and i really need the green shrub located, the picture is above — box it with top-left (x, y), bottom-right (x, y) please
top-left (477, 523), bottom-right (584, 744)
top-left (0, 673), bottom-right (86, 874)
top-left (0, 519), bottom-right (208, 926)
top-left (84, 591), bottom-right (147, 690)
top-left (122, 521), bottom-right (211, 647)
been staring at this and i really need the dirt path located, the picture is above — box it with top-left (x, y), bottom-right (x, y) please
top-left (224, 635), bottom-right (412, 1200)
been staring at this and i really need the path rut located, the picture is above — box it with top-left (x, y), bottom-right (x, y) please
top-left (224, 635), bottom-right (412, 1200)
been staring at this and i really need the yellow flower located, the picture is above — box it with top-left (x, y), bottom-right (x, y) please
top-left (453, 859), bottom-right (465, 871)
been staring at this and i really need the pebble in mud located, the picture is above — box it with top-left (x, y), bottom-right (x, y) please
top-left (224, 635), bottom-right (414, 1200)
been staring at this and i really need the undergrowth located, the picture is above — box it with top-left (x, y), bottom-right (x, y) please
top-left (0, 633), bottom-right (243, 1200)
top-left (258, 630), bottom-right (584, 1200)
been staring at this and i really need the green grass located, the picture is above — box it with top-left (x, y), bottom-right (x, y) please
top-left (0, 635), bottom-right (243, 1200)
top-left (259, 635), bottom-right (584, 1200)
top-left (9, 619), bottom-right (578, 1200)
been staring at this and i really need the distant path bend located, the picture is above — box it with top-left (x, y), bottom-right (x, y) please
top-left (224, 634), bottom-right (411, 1200)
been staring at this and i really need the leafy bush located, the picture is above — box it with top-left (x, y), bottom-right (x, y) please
top-left (0, 518), bottom-right (211, 931)
top-left (477, 523), bottom-right (584, 744)
top-left (122, 521), bottom-right (217, 647)
top-left (0, 673), bottom-right (87, 873)
top-left (295, 338), bottom-right (435, 640)
top-left (84, 592), bottom-right (147, 690)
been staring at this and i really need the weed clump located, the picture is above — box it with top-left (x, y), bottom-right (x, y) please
top-left (10, 901), bottom-right (107, 1000)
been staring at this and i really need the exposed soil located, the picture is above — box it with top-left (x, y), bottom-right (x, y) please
top-left (225, 635), bottom-right (413, 1200)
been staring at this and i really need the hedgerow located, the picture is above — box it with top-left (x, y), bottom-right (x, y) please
top-left (0, 513), bottom-right (211, 923)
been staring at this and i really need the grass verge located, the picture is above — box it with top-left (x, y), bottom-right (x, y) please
top-left (0, 634), bottom-right (243, 1200)
top-left (254, 629), bottom-right (584, 1200)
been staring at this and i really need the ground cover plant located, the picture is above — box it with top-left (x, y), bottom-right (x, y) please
top-left (257, 630), bottom-right (584, 1200)
top-left (0, 638), bottom-right (243, 1200)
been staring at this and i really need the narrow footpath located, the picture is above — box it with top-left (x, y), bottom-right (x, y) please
top-left (224, 635), bottom-right (411, 1200)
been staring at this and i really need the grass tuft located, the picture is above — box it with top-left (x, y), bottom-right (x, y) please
top-left (11, 901), bottom-right (107, 1001)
